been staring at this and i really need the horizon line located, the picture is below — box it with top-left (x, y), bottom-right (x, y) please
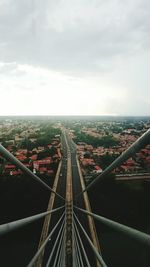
top-left (0, 115), bottom-right (150, 117)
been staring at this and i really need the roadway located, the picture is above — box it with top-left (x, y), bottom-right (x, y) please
top-left (65, 132), bottom-right (99, 266)
top-left (42, 129), bottom-right (99, 266)
top-left (42, 131), bottom-right (68, 266)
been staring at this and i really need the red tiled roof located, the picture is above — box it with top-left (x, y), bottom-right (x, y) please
top-left (30, 154), bottom-right (38, 160)
top-left (10, 170), bottom-right (22, 176)
top-left (34, 159), bottom-right (51, 165)
top-left (39, 167), bottom-right (47, 171)
top-left (95, 165), bottom-right (102, 170)
top-left (5, 164), bottom-right (16, 169)
top-left (16, 155), bottom-right (27, 161)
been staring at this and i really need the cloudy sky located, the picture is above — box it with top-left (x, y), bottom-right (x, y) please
top-left (0, 0), bottom-right (150, 116)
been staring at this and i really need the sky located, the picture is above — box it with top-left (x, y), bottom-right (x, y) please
top-left (0, 0), bottom-right (150, 116)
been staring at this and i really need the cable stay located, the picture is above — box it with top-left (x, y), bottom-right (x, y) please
top-left (74, 206), bottom-right (150, 247)
top-left (27, 212), bottom-right (65, 267)
top-left (52, 218), bottom-right (66, 267)
top-left (74, 212), bottom-right (107, 267)
top-left (1, 128), bottom-right (150, 266)
top-left (46, 218), bottom-right (65, 267)
top-left (76, 128), bottom-right (150, 197)
top-left (0, 206), bottom-right (64, 236)
top-left (57, 231), bottom-right (66, 267)
top-left (0, 144), bottom-right (65, 201)
top-left (73, 220), bottom-right (84, 267)
top-left (73, 219), bottom-right (91, 267)
top-left (57, 229), bottom-right (66, 267)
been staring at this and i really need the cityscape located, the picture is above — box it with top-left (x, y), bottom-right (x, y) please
top-left (1, 116), bottom-right (150, 180)
top-left (0, 116), bottom-right (150, 267)
top-left (1, 0), bottom-right (150, 266)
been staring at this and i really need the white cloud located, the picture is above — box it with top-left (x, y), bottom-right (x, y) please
top-left (0, 0), bottom-right (150, 115)
top-left (0, 62), bottom-right (127, 115)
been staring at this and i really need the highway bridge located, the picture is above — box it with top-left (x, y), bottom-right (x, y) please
top-left (0, 128), bottom-right (150, 266)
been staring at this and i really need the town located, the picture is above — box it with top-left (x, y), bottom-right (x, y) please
top-left (0, 116), bottom-right (150, 267)
top-left (0, 118), bottom-right (61, 178)
top-left (0, 117), bottom-right (150, 183)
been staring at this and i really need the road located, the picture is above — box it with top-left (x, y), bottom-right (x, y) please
top-left (36, 161), bottom-right (62, 267)
top-left (40, 129), bottom-right (100, 266)
top-left (41, 130), bottom-right (68, 266)
top-left (65, 131), bottom-right (101, 266)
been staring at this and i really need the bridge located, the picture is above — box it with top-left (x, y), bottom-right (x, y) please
top-left (0, 127), bottom-right (150, 266)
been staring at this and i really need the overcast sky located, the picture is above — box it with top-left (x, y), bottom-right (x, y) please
top-left (0, 0), bottom-right (150, 116)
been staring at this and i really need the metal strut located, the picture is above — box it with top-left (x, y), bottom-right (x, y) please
top-left (73, 219), bottom-right (91, 267)
top-left (45, 217), bottom-right (65, 267)
top-left (27, 212), bottom-right (65, 267)
top-left (53, 220), bottom-right (66, 267)
top-left (74, 212), bottom-right (107, 267)
top-left (0, 144), bottom-right (65, 201)
top-left (73, 220), bottom-right (84, 267)
top-left (0, 206), bottom-right (64, 236)
top-left (76, 128), bottom-right (150, 196)
top-left (74, 206), bottom-right (150, 247)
